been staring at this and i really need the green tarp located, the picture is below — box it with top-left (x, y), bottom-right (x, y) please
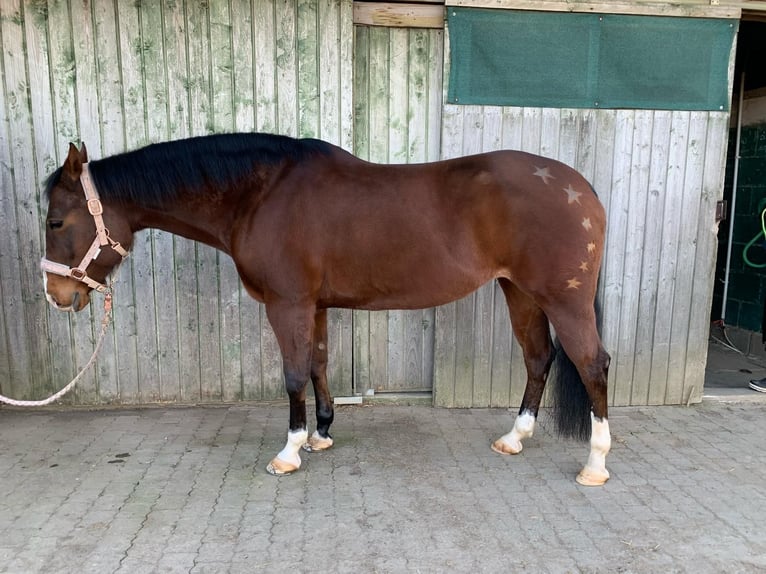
top-left (447, 8), bottom-right (737, 111)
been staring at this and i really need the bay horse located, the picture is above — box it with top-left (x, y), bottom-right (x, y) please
top-left (41, 133), bottom-right (611, 486)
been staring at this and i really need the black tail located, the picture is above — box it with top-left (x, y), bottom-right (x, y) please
top-left (548, 292), bottom-right (604, 441)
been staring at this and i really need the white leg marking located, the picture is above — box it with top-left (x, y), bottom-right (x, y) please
top-left (266, 428), bottom-right (309, 475)
top-left (276, 429), bottom-right (308, 467)
top-left (576, 412), bottom-right (611, 486)
top-left (492, 410), bottom-right (536, 455)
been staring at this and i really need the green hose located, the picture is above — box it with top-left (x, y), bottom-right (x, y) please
top-left (743, 208), bottom-right (766, 268)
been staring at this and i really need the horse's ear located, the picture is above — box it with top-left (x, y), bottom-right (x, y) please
top-left (63, 142), bottom-right (84, 180)
top-left (79, 142), bottom-right (88, 163)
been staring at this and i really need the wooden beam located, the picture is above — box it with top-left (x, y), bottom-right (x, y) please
top-left (444, 0), bottom-right (741, 19)
top-left (354, 2), bottom-right (446, 28)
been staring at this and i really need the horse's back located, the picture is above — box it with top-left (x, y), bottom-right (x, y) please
top-left (236, 147), bottom-right (605, 311)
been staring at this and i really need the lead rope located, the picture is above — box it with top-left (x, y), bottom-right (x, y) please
top-left (0, 292), bottom-right (113, 407)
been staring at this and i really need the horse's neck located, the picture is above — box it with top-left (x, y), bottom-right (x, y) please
top-left (122, 193), bottom-right (239, 254)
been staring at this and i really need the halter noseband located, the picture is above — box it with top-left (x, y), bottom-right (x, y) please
top-left (40, 163), bottom-right (129, 294)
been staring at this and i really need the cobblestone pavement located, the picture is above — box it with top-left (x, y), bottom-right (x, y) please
top-left (1, 402), bottom-right (765, 573)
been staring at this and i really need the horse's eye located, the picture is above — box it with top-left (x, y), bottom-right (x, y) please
top-left (47, 219), bottom-right (63, 230)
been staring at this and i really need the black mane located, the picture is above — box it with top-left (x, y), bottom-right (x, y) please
top-left (44, 133), bottom-right (334, 206)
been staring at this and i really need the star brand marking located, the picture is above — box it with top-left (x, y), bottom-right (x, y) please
top-left (533, 166), bottom-right (555, 185)
top-left (582, 217), bottom-right (592, 231)
top-left (579, 261), bottom-right (589, 272)
top-left (567, 277), bottom-right (582, 289)
top-left (587, 242), bottom-right (596, 253)
top-left (563, 184), bottom-right (582, 205)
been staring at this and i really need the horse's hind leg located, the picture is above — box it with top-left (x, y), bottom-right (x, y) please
top-left (491, 279), bottom-right (554, 455)
top-left (303, 308), bottom-right (335, 452)
top-left (547, 308), bottom-right (611, 486)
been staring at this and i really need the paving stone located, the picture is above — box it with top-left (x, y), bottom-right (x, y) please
top-left (1, 402), bottom-right (766, 572)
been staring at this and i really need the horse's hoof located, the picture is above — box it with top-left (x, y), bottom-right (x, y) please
top-left (266, 457), bottom-right (299, 476)
top-left (576, 467), bottom-right (610, 486)
top-left (302, 432), bottom-right (333, 452)
top-left (491, 438), bottom-right (522, 455)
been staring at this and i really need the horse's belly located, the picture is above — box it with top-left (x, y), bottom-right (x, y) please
top-left (320, 265), bottom-right (498, 311)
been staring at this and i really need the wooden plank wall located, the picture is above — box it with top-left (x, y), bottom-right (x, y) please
top-left (0, 0), bottom-right (354, 404)
top-left (434, 106), bottom-right (730, 407)
top-left (352, 24), bottom-right (444, 394)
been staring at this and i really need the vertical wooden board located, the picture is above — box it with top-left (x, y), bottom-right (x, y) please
top-left (23, 1), bottom-right (75, 399)
top-left (408, 28), bottom-right (428, 160)
top-left (160, 0), bottom-right (199, 402)
top-left (220, 256), bottom-right (243, 401)
top-left (297, 0), bottom-right (318, 137)
top-left (210, 0), bottom-right (234, 132)
top-left (452, 294), bottom-right (476, 407)
top-left (471, 283), bottom-right (493, 407)
top-left (614, 110), bottom-right (652, 405)
top-left (440, 104), bottom-right (463, 159)
top-left (209, 2), bottom-right (243, 401)
top-left (688, 113), bottom-right (729, 402)
top-left (197, 245), bottom-right (223, 402)
top-left (432, 103), bottom-right (463, 405)
top-left (254, 0), bottom-right (277, 133)
top-left (7, 1), bottom-right (55, 399)
top-left (69, 0), bottom-right (101, 149)
top-left (68, 0), bottom-right (109, 402)
top-left (139, 1), bottom-right (169, 140)
top-left (666, 113), bottom-right (708, 405)
top-left (353, 26), bottom-right (370, 160)
top-left (140, 1), bottom-right (181, 402)
top-left (163, 0), bottom-right (191, 140)
top-left (557, 109), bottom-right (578, 167)
top-left (367, 26), bottom-right (390, 161)
top-left (388, 28), bottom-right (408, 161)
top-left (239, 294), bottom-right (263, 400)
top-left (353, 310), bottom-right (371, 393)
top-left (318, 0), bottom-right (339, 143)
top-left (48, 1), bottom-right (98, 404)
top-left (500, 107), bottom-right (523, 151)
top-left (520, 107), bottom-right (542, 154)
top-left (648, 111), bottom-right (691, 405)
top-left (631, 111), bottom-right (672, 404)
top-left (0, 4), bottom-right (28, 398)
top-left (117, 1), bottom-right (155, 403)
top-left (539, 107), bottom-right (561, 160)
top-left (232, 0), bottom-right (255, 131)
top-left (93, 0), bottom-right (139, 404)
top-left (319, 2), bottom-right (352, 397)
top-left (186, 0), bottom-right (212, 135)
top-left (433, 304), bottom-right (457, 407)
top-left (490, 281), bottom-right (511, 408)
top-left (0, 2), bottom-right (40, 398)
top-left (184, 2), bottom-right (223, 401)
top-left (605, 111), bottom-right (637, 406)
top-left (90, 0), bottom-right (126, 403)
top-left (588, 110), bottom-right (617, 400)
top-left (275, 0), bottom-right (297, 135)
top-left (0, 53), bottom-right (10, 386)
top-left (260, 310), bottom-right (285, 400)
top-left (175, 242), bottom-right (202, 402)
top-left (426, 29), bottom-right (443, 162)
top-left (327, 308), bottom-right (353, 397)
top-left (472, 110), bottom-right (503, 406)
top-left (574, 109), bottom-right (597, 183)
top-left (339, 0), bottom-right (354, 149)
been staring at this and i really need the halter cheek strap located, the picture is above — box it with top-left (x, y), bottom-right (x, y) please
top-left (40, 163), bottom-right (129, 294)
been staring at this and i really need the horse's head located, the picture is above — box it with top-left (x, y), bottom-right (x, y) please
top-left (42, 143), bottom-right (132, 312)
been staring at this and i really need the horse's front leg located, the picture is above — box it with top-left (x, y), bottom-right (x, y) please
top-left (303, 308), bottom-right (334, 452)
top-left (264, 302), bottom-right (316, 475)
